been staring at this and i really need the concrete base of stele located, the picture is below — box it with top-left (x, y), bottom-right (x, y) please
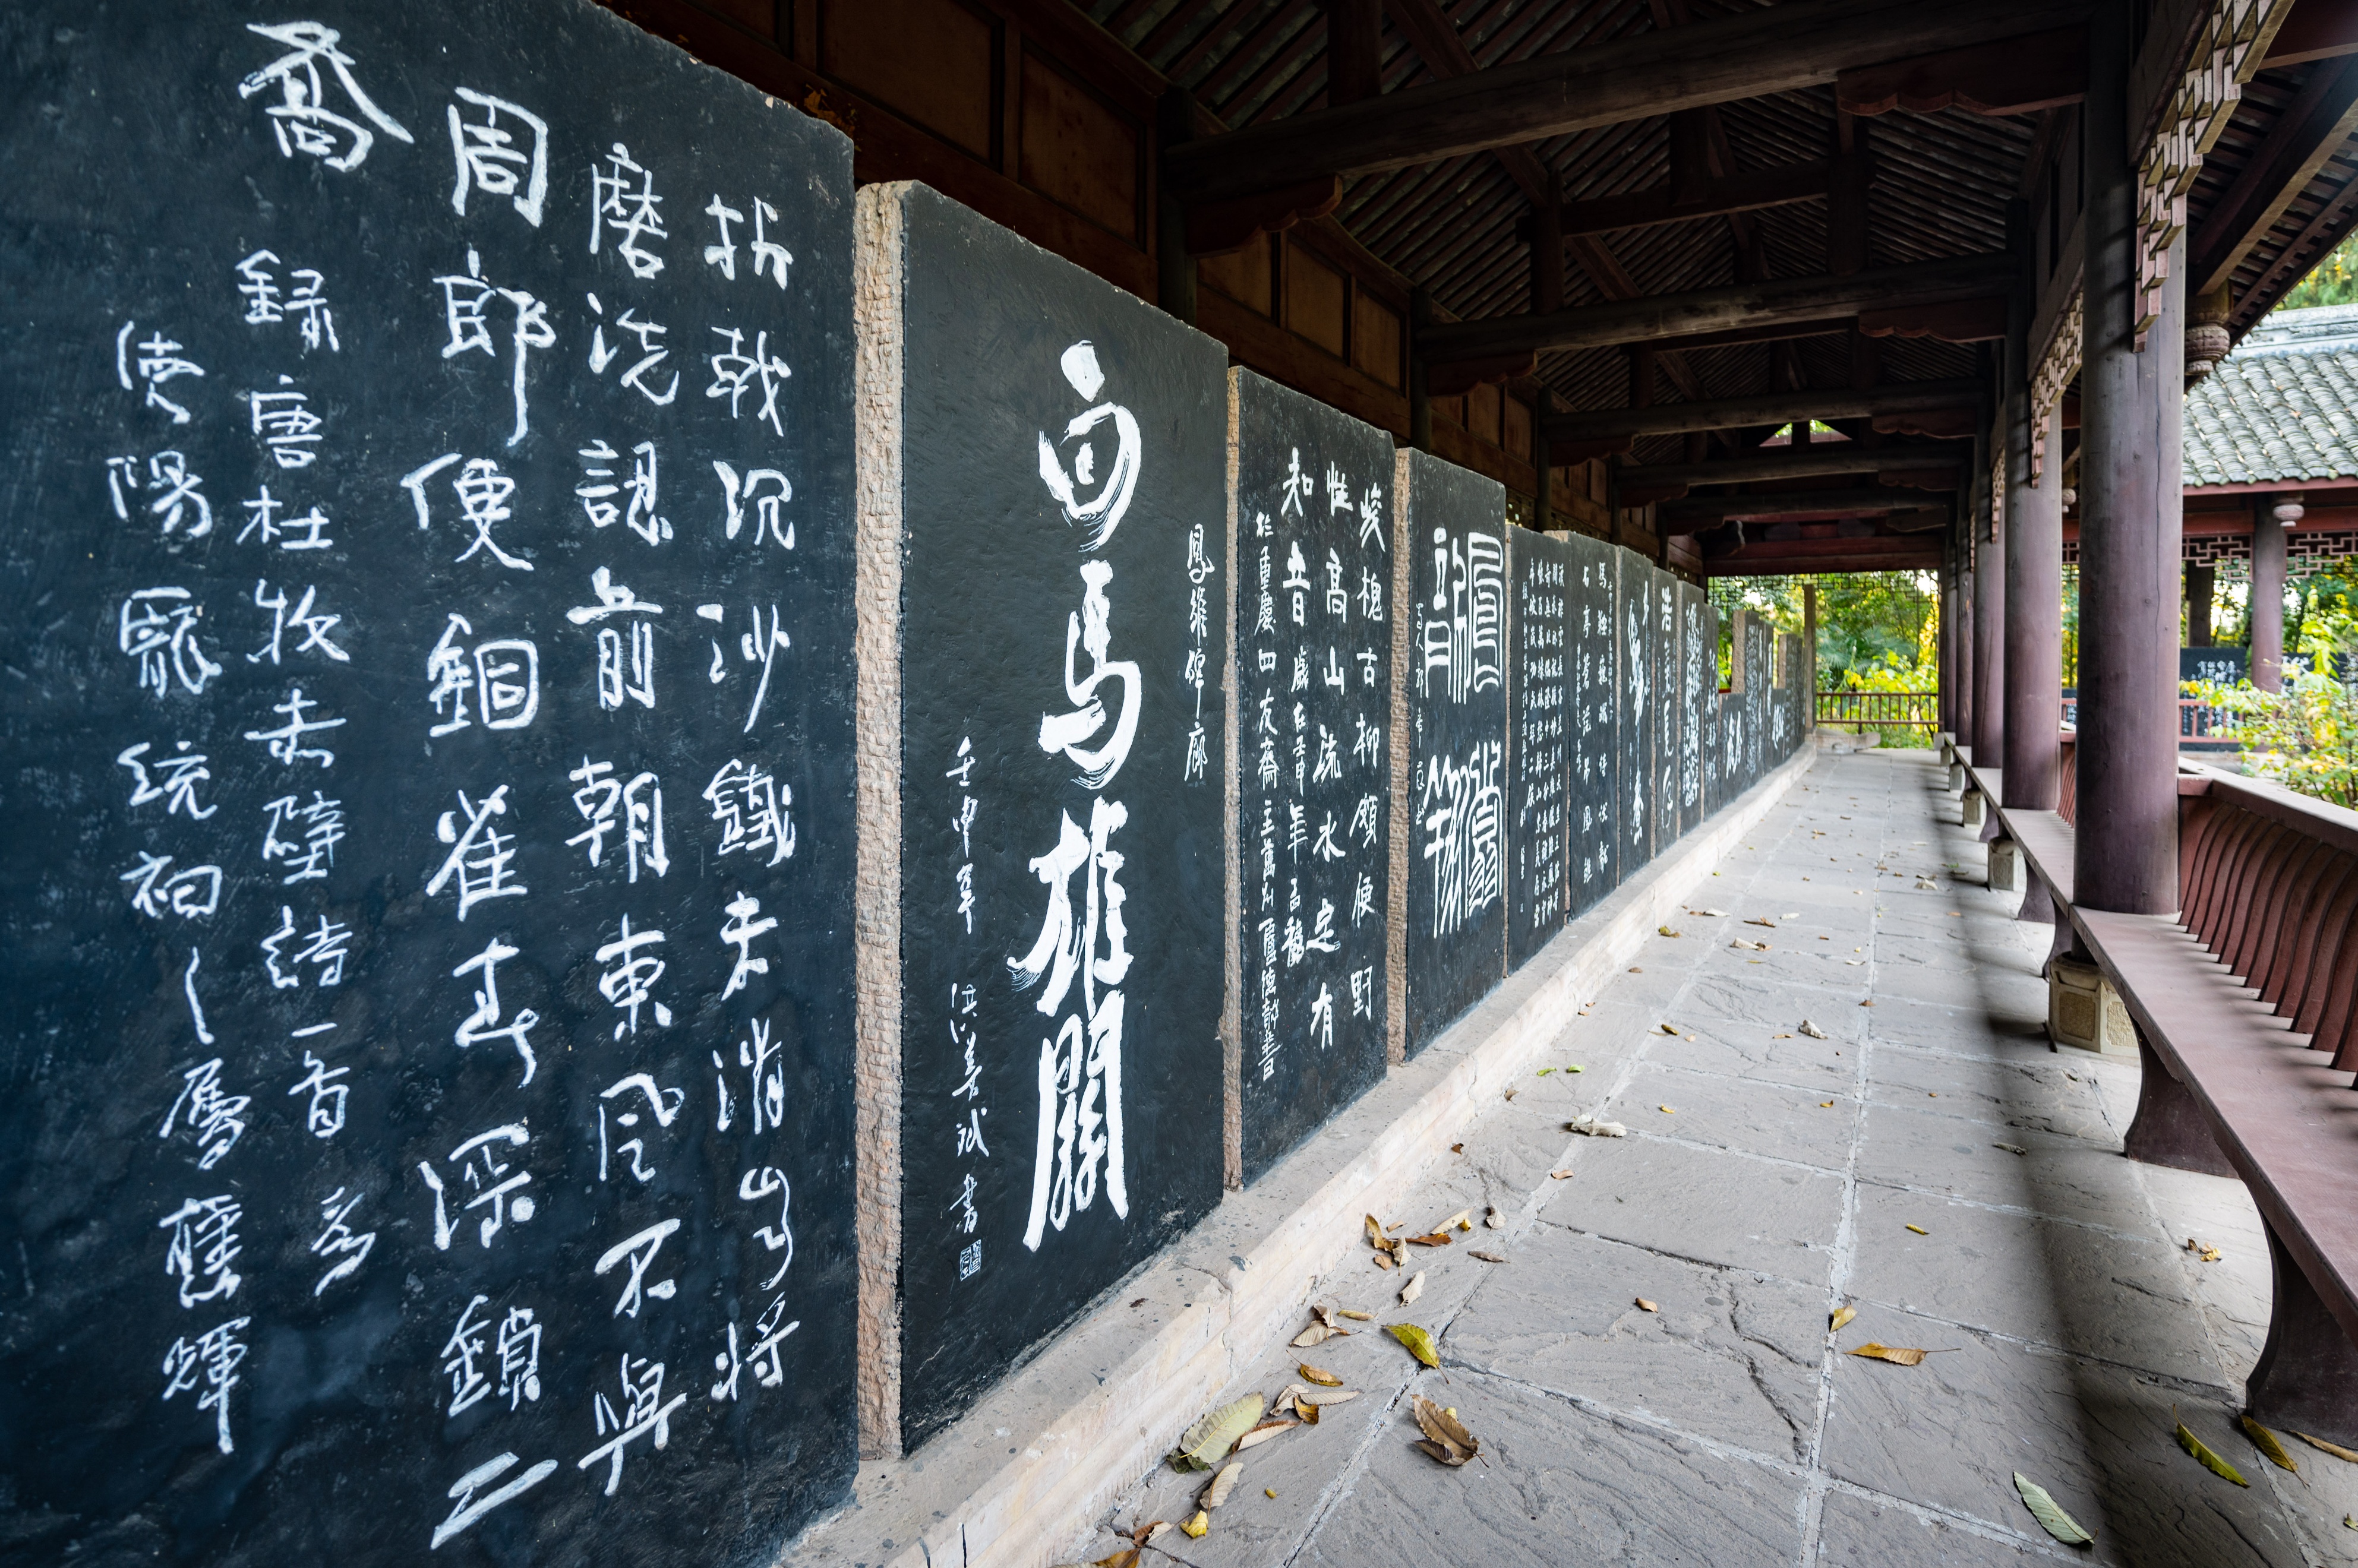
top-left (789, 735), bottom-right (1827, 1568)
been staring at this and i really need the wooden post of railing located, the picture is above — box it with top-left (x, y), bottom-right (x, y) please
top-left (2075, 0), bottom-right (2183, 916)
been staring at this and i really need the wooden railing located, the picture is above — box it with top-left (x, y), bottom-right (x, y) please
top-left (1816, 690), bottom-right (1937, 732)
top-left (2058, 694), bottom-right (2233, 739)
top-left (2177, 770), bottom-right (2358, 1071)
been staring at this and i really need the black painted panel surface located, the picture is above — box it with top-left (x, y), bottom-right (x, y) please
top-left (887, 184), bottom-right (1227, 1447)
top-left (1566, 535), bottom-right (1618, 917)
top-left (1614, 550), bottom-right (1652, 884)
top-left (1231, 370), bottom-right (1393, 1183)
top-left (1401, 451), bottom-right (1507, 1055)
top-left (0, 4), bottom-right (860, 1562)
top-left (1678, 582), bottom-right (1708, 831)
top-left (1508, 527), bottom-right (1570, 968)
top-left (1648, 567), bottom-right (1678, 855)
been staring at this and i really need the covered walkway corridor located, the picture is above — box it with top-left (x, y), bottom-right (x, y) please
top-left (1097, 747), bottom-right (2333, 1567)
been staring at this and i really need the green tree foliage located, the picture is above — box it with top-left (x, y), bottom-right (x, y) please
top-left (2190, 672), bottom-right (2358, 807)
top-left (2279, 232), bottom-right (2358, 309)
top-left (1709, 571), bottom-right (1940, 745)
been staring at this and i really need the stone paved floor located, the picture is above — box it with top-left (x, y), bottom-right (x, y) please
top-left (1091, 747), bottom-right (2358, 1567)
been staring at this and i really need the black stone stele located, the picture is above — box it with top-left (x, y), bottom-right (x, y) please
top-left (1508, 526), bottom-right (1571, 968)
top-left (1399, 450), bottom-right (1510, 1056)
top-left (1564, 533), bottom-right (1619, 918)
top-left (1647, 564), bottom-right (1678, 855)
top-left (1230, 369), bottom-right (1393, 1184)
top-left (881, 184), bottom-right (1227, 1450)
top-left (0, 4), bottom-right (860, 1561)
top-left (1615, 549), bottom-right (1652, 886)
top-left (1678, 580), bottom-right (1710, 831)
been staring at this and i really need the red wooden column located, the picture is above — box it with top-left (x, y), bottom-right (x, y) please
top-left (1938, 562), bottom-right (1956, 736)
top-left (1972, 478), bottom-right (2005, 763)
top-left (2252, 493), bottom-right (2290, 690)
top-left (2004, 407), bottom-right (2064, 807)
top-left (2076, 0), bottom-right (2185, 915)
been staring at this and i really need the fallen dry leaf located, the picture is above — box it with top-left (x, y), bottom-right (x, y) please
top-left (1635, 1297), bottom-right (1659, 1313)
top-left (1467, 1250), bottom-right (1507, 1263)
top-left (1484, 1206), bottom-right (1504, 1229)
top-left (1411, 1393), bottom-right (1480, 1466)
top-left (1371, 1250), bottom-right (1396, 1271)
top-left (1799, 1020), bottom-right (1827, 1039)
top-left (1565, 1114), bottom-right (1627, 1137)
top-left (2297, 1431), bottom-right (2358, 1463)
top-left (1405, 1231), bottom-right (1453, 1248)
top-left (1336, 1308), bottom-right (1373, 1322)
top-left (1201, 1463), bottom-right (1243, 1510)
top-left (1745, 917), bottom-right (1776, 928)
top-left (1692, 908), bottom-right (1729, 917)
top-left (1548, 1168), bottom-right (1575, 1180)
top-left (1830, 1305), bottom-right (1857, 1332)
top-left (1170, 1393), bottom-right (1265, 1471)
top-left (1136, 1520), bottom-right (1170, 1546)
top-left (1820, 1100), bottom-right (1836, 1108)
top-left (1291, 1322), bottom-right (1334, 1348)
top-left (2177, 1412), bottom-right (2250, 1486)
top-left (1299, 1362), bottom-right (1342, 1387)
top-left (1441, 1209), bottom-right (1473, 1232)
top-left (1732, 937), bottom-right (1769, 951)
top-left (1449, 1142), bottom-right (1464, 1154)
top-left (1271, 1382), bottom-right (1308, 1415)
top-left (1657, 1022), bottom-right (1680, 1035)
top-left (1092, 1550), bottom-right (1141, 1568)
top-left (2013, 1472), bottom-right (2095, 1547)
top-left (1389, 1323), bottom-right (1440, 1367)
top-left (1298, 1400), bottom-right (1320, 1425)
top-left (2240, 1415), bottom-right (2299, 1474)
top-left (2185, 1238), bottom-right (2223, 1263)
top-left (1398, 1269), bottom-right (1425, 1305)
top-left (1905, 1224), bottom-right (1928, 1235)
top-left (1659, 1105), bottom-right (1676, 1114)
top-left (1503, 1088), bottom-right (1517, 1101)
top-left (1848, 1343), bottom-right (1927, 1366)
top-left (1235, 1418), bottom-right (1297, 1452)
top-left (1264, 1488), bottom-right (1277, 1499)
top-left (1993, 1142), bottom-right (2028, 1156)
top-left (1180, 1510), bottom-right (1208, 1539)
top-left (1659, 925), bottom-right (1682, 937)
top-left (1296, 1388), bottom-right (1359, 1406)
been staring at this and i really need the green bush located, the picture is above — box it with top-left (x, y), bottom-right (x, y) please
top-left (2186, 673), bottom-right (2358, 808)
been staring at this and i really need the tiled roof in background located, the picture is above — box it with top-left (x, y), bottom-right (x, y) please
top-left (2186, 306), bottom-right (2358, 488)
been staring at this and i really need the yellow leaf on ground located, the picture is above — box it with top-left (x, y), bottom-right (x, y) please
top-left (1659, 925), bottom-right (1682, 937)
top-left (1234, 1419), bottom-right (1295, 1451)
top-left (1265, 1488), bottom-right (1277, 1499)
top-left (2013, 1471), bottom-right (2095, 1545)
top-left (1093, 1551), bottom-right (1141, 1568)
top-left (1336, 1308), bottom-right (1372, 1322)
top-left (2297, 1432), bottom-right (2358, 1464)
top-left (1905, 1224), bottom-right (1928, 1235)
top-left (1390, 1323), bottom-right (1440, 1367)
top-left (1299, 1362), bottom-right (1342, 1387)
top-left (2239, 1415), bottom-right (2299, 1474)
top-left (2177, 1414), bottom-right (2250, 1486)
top-left (1441, 1209), bottom-right (1473, 1232)
top-left (1820, 1101), bottom-right (1836, 1108)
top-left (1658, 1023), bottom-right (1680, 1035)
top-left (1170, 1394), bottom-right (1265, 1471)
top-left (1659, 1105), bottom-right (1676, 1114)
top-left (1201, 1462), bottom-right (1243, 1509)
top-left (1411, 1393), bottom-right (1481, 1466)
top-left (1848, 1343), bottom-right (1927, 1365)
top-left (1399, 1269), bottom-right (1425, 1305)
top-left (1830, 1305), bottom-right (1857, 1333)
top-left (1636, 1297), bottom-right (1659, 1313)
top-left (1180, 1511), bottom-right (1208, 1539)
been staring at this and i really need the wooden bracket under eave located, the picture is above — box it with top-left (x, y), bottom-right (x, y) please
top-left (1871, 407), bottom-right (1977, 439)
top-left (1836, 24), bottom-right (2087, 118)
top-left (1545, 434), bottom-right (1634, 466)
top-left (1426, 352), bottom-right (1538, 397)
top-left (1185, 176), bottom-right (1344, 257)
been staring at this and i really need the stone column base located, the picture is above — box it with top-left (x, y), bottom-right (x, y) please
top-left (1988, 836), bottom-right (2023, 893)
top-left (1962, 788), bottom-right (1986, 829)
top-left (2050, 957), bottom-right (2136, 1055)
top-left (1947, 761), bottom-right (1966, 791)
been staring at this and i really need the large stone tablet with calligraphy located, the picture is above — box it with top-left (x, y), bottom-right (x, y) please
top-left (1228, 370), bottom-right (1394, 1185)
top-left (0, 3), bottom-right (859, 1561)
top-left (1393, 450), bottom-right (1508, 1057)
top-left (1507, 526), bottom-right (1570, 969)
top-left (1614, 549), bottom-right (1654, 883)
top-left (856, 182), bottom-right (1227, 1452)
top-left (1564, 532), bottom-right (1619, 917)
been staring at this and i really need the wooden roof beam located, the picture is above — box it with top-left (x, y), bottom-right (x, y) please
top-left (2190, 54), bottom-right (2358, 295)
top-left (1835, 24), bottom-right (2086, 118)
top-left (2262, 0), bottom-right (2358, 69)
top-left (1661, 487), bottom-right (1951, 526)
top-left (1164, 0), bottom-right (2089, 201)
top-left (1421, 252), bottom-right (2016, 361)
top-left (1543, 377), bottom-right (1985, 442)
top-left (1627, 449), bottom-right (1961, 489)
